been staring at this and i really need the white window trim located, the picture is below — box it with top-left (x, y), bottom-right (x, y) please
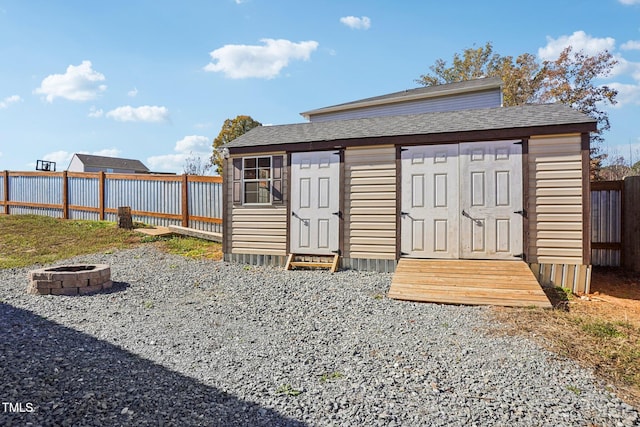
top-left (242, 155), bottom-right (273, 205)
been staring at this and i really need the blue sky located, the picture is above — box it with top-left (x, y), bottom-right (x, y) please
top-left (1, 0), bottom-right (639, 173)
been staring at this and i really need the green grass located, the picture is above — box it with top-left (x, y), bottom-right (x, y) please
top-left (0, 215), bottom-right (142, 268)
top-left (158, 235), bottom-right (222, 260)
top-left (566, 385), bottom-right (581, 395)
top-left (0, 214), bottom-right (223, 269)
top-left (275, 384), bottom-right (302, 396)
top-left (581, 320), bottom-right (627, 339)
top-left (320, 371), bottom-right (344, 382)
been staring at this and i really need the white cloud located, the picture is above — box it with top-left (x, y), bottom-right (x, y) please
top-left (146, 153), bottom-right (188, 173)
top-left (204, 38), bottom-right (319, 79)
top-left (88, 106), bottom-right (104, 118)
top-left (0, 95), bottom-right (21, 109)
top-left (175, 135), bottom-right (210, 152)
top-left (538, 31), bottom-right (616, 61)
top-left (147, 135), bottom-right (212, 174)
top-left (622, 40), bottom-right (640, 50)
top-left (608, 82), bottom-right (640, 106)
top-left (128, 87), bottom-right (138, 97)
top-left (612, 56), bottom-right (640, 80)
top-left (42, 150), bottom-right (74, 166)
top-left (34, 60), bottom-right (106, 102)
top-left (105, 105), bottom-right (169, 123)
top-left (619, 0), bottom-right (640, 5)
top-left (340, 16), bottom-right (371, 30)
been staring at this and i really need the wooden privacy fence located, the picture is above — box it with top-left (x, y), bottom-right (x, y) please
top-left (591, 176), bottom-right (640, 270)
top-left (0, 171), bottom-right (223, 233)
top-left (591, 180), bottom-right (623, 267)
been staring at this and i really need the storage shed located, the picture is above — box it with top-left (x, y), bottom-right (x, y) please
top-left (222, 100), bottom-right (597, 297)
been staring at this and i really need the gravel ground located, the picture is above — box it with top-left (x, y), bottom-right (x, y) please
top-left (0, 245), bottom-right (638, 426)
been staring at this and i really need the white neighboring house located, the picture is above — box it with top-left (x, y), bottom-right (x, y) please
top-left (67, 154), bottom-right (150, 174)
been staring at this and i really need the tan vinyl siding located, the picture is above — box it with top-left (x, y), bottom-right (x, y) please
top-left (344, 146), bottom-right (396, 259)
top-left (528, 135), bottom-right (583, 264)
top-left (228, 152), bottom-right (288, 256)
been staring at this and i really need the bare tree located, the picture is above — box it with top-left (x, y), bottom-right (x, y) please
top-left (597, 146), bottom-right (640, 180)
top-left (183, 152), bottom-right (213, 175)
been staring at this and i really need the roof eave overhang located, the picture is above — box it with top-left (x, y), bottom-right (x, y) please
top-left (228, 122), bottom-right (597, 155)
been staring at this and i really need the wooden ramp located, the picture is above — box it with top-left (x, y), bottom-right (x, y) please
top-left (168, 225), bottom-right (222, 242)
top-left (134, 226), bottom-right (174, 237)
top-left (389, 259), bottom-right (552, 308)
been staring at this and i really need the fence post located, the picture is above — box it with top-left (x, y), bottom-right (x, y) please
top-left (3, 171), bottom-right (8, 215)
top-left (182, 174), bottom-right (189, 227)
top-left (623, 176), bottom-right (640, 271)
top-left (98, 172), bottom-right (105, 220)
top-left (62, 171), bottom-right (68, 219)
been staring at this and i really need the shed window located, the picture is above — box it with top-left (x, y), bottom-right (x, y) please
top-left (232, 155), bottom-right (283, 205)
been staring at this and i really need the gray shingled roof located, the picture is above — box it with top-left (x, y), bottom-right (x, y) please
top-left (75, 154), bottom-right (149, 172)
top-left (299, 77), bottom-right (503, 118)
top-left (227, 103), bottom-right (596, 149)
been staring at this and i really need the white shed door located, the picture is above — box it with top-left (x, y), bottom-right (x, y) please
top-left (401, 145), bottom-right (459, 258)
top-left (460, 141), bottom-right (523, 259)
top-left (290, 151), bottom-right (340, 255)
top-left (401, 141), bottom-right (523, 260)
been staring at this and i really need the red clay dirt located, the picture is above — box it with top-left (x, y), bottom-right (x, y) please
top-left (586, 268), bottom-right (640, 328)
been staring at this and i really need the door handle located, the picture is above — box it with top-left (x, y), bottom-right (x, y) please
top-left (291, 211), bottom-right (309, 225)
top-left (462, 210), bottom-right (483, 226)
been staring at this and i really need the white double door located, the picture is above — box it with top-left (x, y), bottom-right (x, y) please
top-left (401, 141), bottom-right (523, 260)
top-left (290, 151), bottom-right (340, 255)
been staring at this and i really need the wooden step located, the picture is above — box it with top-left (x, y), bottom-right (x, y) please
top-left (285, 253), bottom-right (340, 273)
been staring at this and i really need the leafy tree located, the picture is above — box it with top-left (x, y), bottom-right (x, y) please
top-left (416, 42), bottom-right (544, 106)
top-left (211, 115), bottom-right (262, 174)
top-left (416, 42), bottom-right (618, 176)
top-left (539, 47), bottom-right (618, 178)
top-left (538, 46), bottom-right (618, 145)
top-left (418, 42), bottom-right (503, 85)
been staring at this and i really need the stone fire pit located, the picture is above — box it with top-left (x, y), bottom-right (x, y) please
top-left (28, 264), bottom-right (112, 296)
